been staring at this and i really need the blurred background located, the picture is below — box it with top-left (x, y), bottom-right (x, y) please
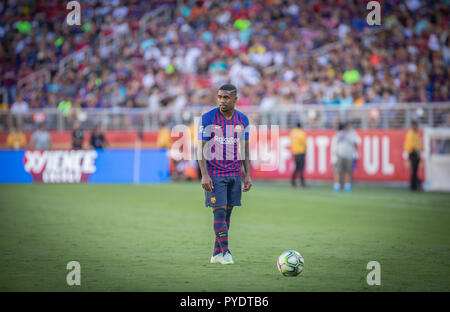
top-left (0, 0), bottom-right (449, 186)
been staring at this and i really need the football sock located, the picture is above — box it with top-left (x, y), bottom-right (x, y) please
top-left (213, 208), bottom-right (229, 256)
top-left (225, 208), bottom-right (233, 230)
top-left (213, 239), bottom-right (221, 256)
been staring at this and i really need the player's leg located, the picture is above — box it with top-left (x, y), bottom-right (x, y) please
top-left (222, 176), bottom-right (243, 264)
top-left (205, 177), bottom-right (229, 263)
top-left (291, 154), bottom-right (300, 187)
top-left (213, 206), bottom-right (229, 254)
top-left (216, 177), bottom-right (238, 258)
top-left (410, 152), bottom-right (419, 191)
top-left (299, 153), bottom-right (306, 187)
top-left (225, 206), bottom-right (233, 230)
top-left (416, 155), bottom-right (422, 190)
top-left (344, 159), bottom-right (352, 192)
top-left (333, 158), bottom-right (341, 191)
top-left (409, 153), bottom-right (414, 190)
top-left (219, 205), bottom-right (234, 264)
top-left (210, 205), bottom-right (231, 264)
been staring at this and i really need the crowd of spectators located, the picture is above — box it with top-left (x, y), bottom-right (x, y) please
top-left (0, 0), bottom-right (449, 124)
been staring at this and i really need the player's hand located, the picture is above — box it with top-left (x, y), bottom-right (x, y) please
top-left (201, 175), bottom-right (214, 192)
top-left (243, 175), bottom-right (252, 192)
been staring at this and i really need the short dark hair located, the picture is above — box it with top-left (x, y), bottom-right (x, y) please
top-left (218, 83), bottom-right (237, 94)
top-left (296, 122), bottom-right (302, 128)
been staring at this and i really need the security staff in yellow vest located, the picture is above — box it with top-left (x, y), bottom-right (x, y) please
top-left (404, 120), bottom-right (422, 191)
top-left (290, 122), bottom-right (307, 188)
top-left (156, 122), bottom-right (172, 149)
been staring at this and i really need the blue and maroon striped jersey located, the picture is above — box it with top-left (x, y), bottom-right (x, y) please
top-left (198, 107), bottom-right (249, 177)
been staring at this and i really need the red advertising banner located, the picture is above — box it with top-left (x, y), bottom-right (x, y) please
top-left (250, 130), bottom-right (422, 183)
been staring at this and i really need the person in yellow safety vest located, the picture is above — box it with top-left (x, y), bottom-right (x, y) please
top-left (156, 122), bottom-right (172, 149)
top-left (7, 124), bottom-right (27, 150)
top-left (403, 120), bottom-right (422, 191)
top-left (290, 122), bottom-right (307, 188)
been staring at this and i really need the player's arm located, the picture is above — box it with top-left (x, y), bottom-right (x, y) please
top-left (241, 140), bottom-right (252, 192)
top-left (198, 139), bottom-right (213, 192)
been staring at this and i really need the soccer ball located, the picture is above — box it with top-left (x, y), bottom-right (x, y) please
top-left (277, 250), bottom-right (304, 277)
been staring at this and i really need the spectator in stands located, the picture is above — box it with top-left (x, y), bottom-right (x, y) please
top-left (403, 120), bottom-right (422, 191)
top-left (10, 92), bottom-right (29, 115)
top-left (6, 124), bottom-right (27, 150)
top-left (31, 123), bottom-right (51, 150)
top-left (90, 125), bottom-right (108, 149)
top-left (2, 0), bottom-right (448, 127)
top-left (72, 121), bottom-right (84, 150)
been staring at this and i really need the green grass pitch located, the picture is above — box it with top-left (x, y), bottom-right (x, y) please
top-left (0, 182), bottom-right (449, 291)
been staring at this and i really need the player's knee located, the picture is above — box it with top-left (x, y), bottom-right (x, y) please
top-left (213, 206), bottom-right (227, 213)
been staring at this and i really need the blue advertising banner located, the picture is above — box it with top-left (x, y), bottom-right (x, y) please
top-left (0, 149), bottom-right (170, 184)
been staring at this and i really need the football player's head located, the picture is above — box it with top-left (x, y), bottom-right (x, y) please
top-left (217, 84), bottom-right (238, 113)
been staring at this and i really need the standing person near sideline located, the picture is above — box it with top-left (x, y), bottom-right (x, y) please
top-left (31, 123), bottom-right (51, 150)
top-left (403, 120), bottom-right (422, 191)
top-left (197, 83), bottom-right (252, 265)
top-left (290, 122), bottom-right (307, 188)
top-left (90, 124), bottom-right (108, 149)
top-left (6, 124), bottom-right (27, 150)
top-left (331, 121), bottom-right (358, 192)
top-left (156, 121), bottom-right (172, 149)
top-left (72, 121), bottom-right (84, 150)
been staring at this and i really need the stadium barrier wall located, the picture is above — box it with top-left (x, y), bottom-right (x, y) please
top-left (0, 129), bottom-right (422, 183)
top-left (0, 149), bottom-right (170, 184)
top-left (251, 129), bottom-right (423, 182)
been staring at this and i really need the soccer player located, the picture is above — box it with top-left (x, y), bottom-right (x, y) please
top-left (197, 84), bottom-right (252, 265)
top-left (290, 122), bottom-right (307, 188)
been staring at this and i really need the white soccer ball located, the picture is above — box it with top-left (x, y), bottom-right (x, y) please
top-left (277, 250), bottom-right (304, 277)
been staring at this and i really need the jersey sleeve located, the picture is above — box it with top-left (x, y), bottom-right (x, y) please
top-left (198, 113), bottom-right (213, 141)
top-left (242, 114), bottom-right (250, 141)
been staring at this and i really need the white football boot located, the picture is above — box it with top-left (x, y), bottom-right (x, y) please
top-left (210, 253), bottom-right (223, 264)
top-left (220, 251), bottom-right (234, 265)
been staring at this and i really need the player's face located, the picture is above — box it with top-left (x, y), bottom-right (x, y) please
top-left (217, 90), bottom-right (237, 113)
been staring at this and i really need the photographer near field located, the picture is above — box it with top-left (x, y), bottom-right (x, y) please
top-left (331, 122), bottom-right (359, 192)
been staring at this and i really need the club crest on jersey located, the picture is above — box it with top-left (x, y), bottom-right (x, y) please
top-left (211, 197), bottom-right (216, 204)
top-left (235, 125), bottom-right (243, 132)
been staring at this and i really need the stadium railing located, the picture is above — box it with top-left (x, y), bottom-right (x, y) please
top-left (1, 103), bottom-right (449, 131)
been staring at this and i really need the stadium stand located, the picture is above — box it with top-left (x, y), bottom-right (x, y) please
top-left (0, 0), bottom-right (449, 134)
